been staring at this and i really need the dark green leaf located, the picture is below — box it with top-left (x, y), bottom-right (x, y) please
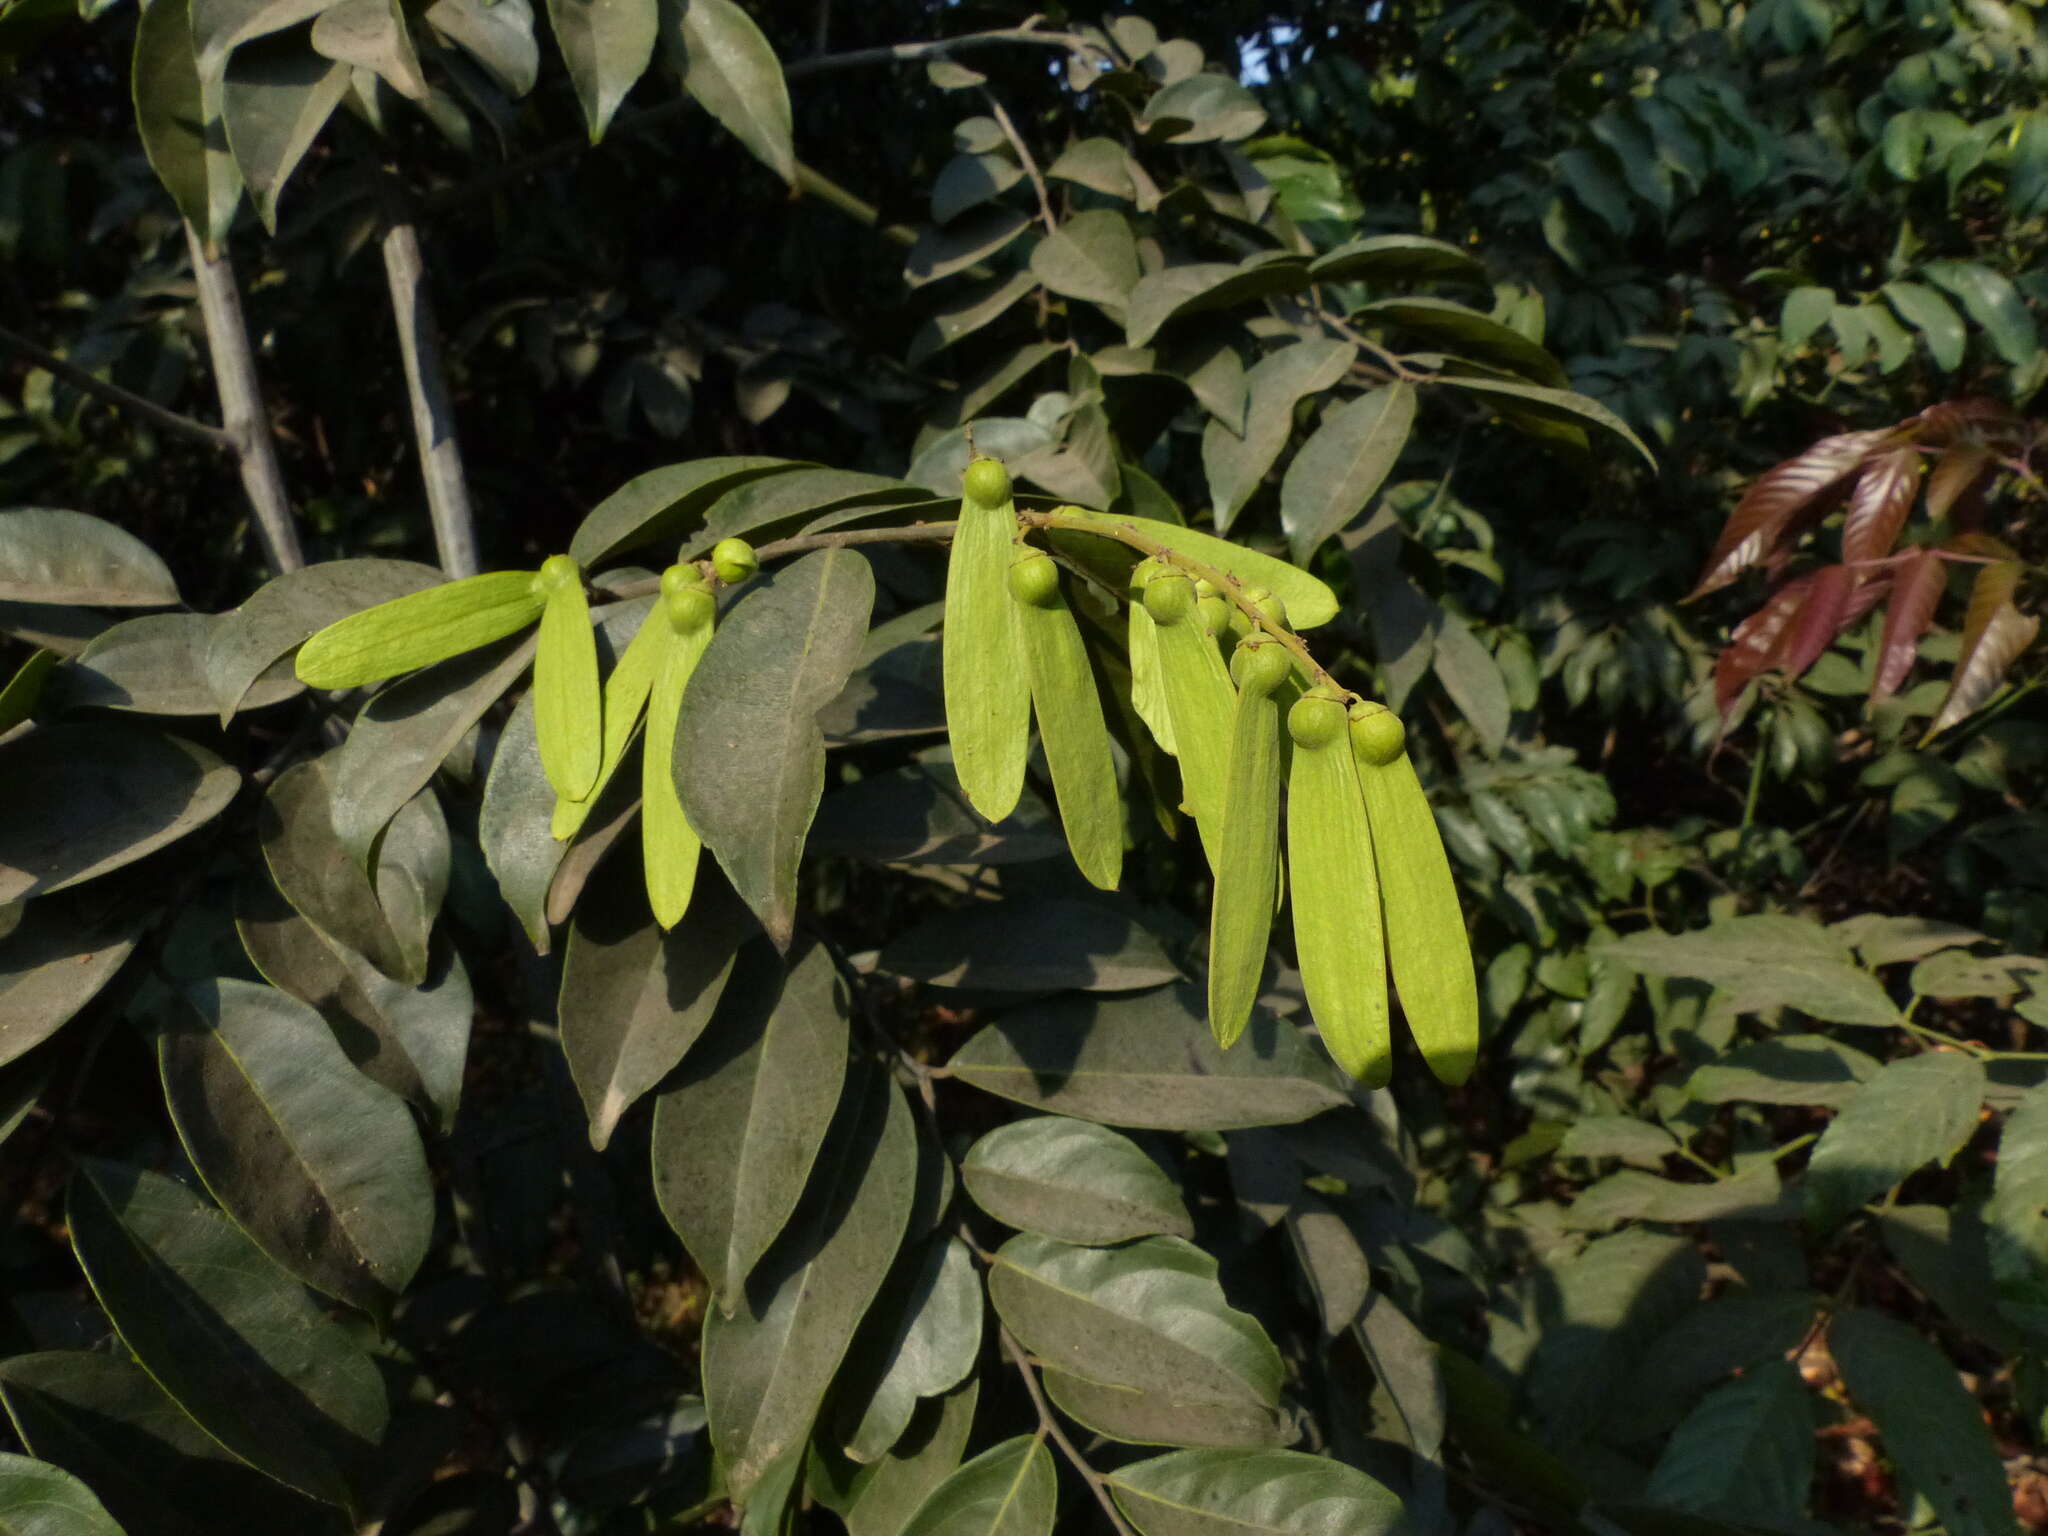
top-left (1202, 339), bottom-right (1354, 533)
top-left (1125, 257), bottom-right (1307, 349)
top-left (1309, 234), bottom-right (1486, 287)
top-left (1356, 297), bottom-right (1567, 388)
top-left (1525, 1229), bottom-right (1705, 1438)
top-left (134, 0), bottom-right (241, 243)
top-left (67, 1160), bottom-right (387, 1509)
top-left (309, 0), bottom-right (427, 100)
top-left (836, 1234), bottom-right (981, 1463)
top-left (1140, 73), bottom-right (1266, 144)
top-left (0, 509), bottom-right (178, 607)
top-left (1924, 260), bottom-right (2038, 366)
top-left (906, 206), bottom-right (1032, 288)
top-left (1643, 1361), bottom-right (1812, 1524)
top-left (1685, 1034), bottom-right (1880, 1109)
top-left (809, 764), bottom-right (1063, 866)
top-left (0, 1453), bottom-right (125, 1536)
top-left (160, 978), bottom-right (433, 1315)
top-left (682, 468), bottom-right (925, 560)
top-left (1106, 1448), bottom-right (1403, 1535)
top-left (909, 270), bottom-right (1039, 366)
top-left (674, 549), bottom-right (874, 947)
top-left (422, 0), bottom-right (538, 94)
top-left (701, 1060), bottom-right (915, 1502)
top-left (0, 900), bottom-right (138, 1069)
top-left (879, 899), bottom-right (1178, 993)
top-left (1882, 281), bottom-right (1967, 371)
top-left (1830, 1308), bottom-right (2018, 1536)
top-left (1986, 1081), bottom-right (2048, 1333)
top-left (949, 983), bottom-right (1350, 1130)
top-left (662, 0), bottom-right (793, 181)
top-left (929, 151), bottom-right (1023, 225)
top-left (569, 457), bottom-right (801, 568)
top-left (899, 1435), bottom-right (1055, 1536)
top-left (963, 1116), bottom-right (1191, 1244)
top-left (652, 942), bottom-right (849, 1309)
top-left (63, 613), bottom-right (299, 716)
top-left (1041, 1369), bottom-right (1292, 1450)
top-left (1030, 209), bottom-right (1140, 310)
top-left (1435, 375), bottom-right (1657, 470)
top-left (1566, 1165), bottom-right (1790, 1232)
top-left (1806, 1052), bottom-right (1984, 1232)
top-left (205, 559), bottom-right (440, 723)
top-left (829, 1380), bottom-right (978, 1536)
top-left (0, 725), bottom-right (238, 903)
top-left (561, 861), bottom-right (752, 1149)
top-left (1598, 917), bottom-right (1900, 1027)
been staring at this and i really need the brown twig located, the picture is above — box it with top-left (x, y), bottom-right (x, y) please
top-left (0, 322), bottom-right (235, 451)
top-left (998, 1326), bottom-right (1141, 1536)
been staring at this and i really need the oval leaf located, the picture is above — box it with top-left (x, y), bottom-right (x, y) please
top-left (963, 1117), bottom-right (1192, 1245)
top-left (1107, 1448), bottom-right (1404, 1535)
top-left (0, 508), bottom-right (179, 607)
top-left (899, 1435), bottom-right (1055, 1536)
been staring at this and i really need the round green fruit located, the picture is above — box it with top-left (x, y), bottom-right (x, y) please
top-left (711, 537), bottom-right (758, 585)
top-left (660, 562), bottom-right (706, 598)
top-left (534, 553), bottom-right (581, 596)
top-left (1243, 586), bottom-right (1288, 630)
top-left (1288, 691), bottom-right (1349, 750)
top-left (962, 456), bottom-right (1011, 507)
top-left (1231, 637), bottom-right (1292, 696)
top-left (1141, 572), bottom-right (1197, 625)
top-left (1197, 595), bottom-right (1231, 635)
top-left (665, 584), bottom-right (715, 635)
top-left (1347, 702), bottom-right (1406, 767)
top-left (1007, 550), bottom-right (1060, 607)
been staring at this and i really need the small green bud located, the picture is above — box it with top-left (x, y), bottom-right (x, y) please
top-left (962, 456), bottom-right (1012, 507)
top-left (534, 553), bottom-right (581, 597)
top-left (1007, 550), bottom-right (1061, 607)
top-left (1243, 586), bottom-right (1288, 630)
top-left (1288, 691), bottom-right (1349, 750)
top-left (1196, 595), bottom-right (1231, 634)
top-left (1231, 636), bottom-right (1292, 696)
top-left (1347, 701), bottom-right (1406, 767)
top-left (710, 537), bottom-right (758, 585)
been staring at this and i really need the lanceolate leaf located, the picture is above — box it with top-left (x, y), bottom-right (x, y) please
top-left (535, 567), bottom-right (603, 802)
top-left (1712, 566), bottom-right (1884, 718)
top-left (1689, 430), bottom-right (1889, 600)
top-left (1773, 562), bottom-right (1859, 681)
top-left (674, 550), bottom-right (874, 947)
top-left (550, 0), bottom-right (656, 141)
top-left (134, 0), bottom-right (241, 243)
top-left (1202, 339), bottom-right (1355, 533)
top-left (662, 0), bottom-right (794, 183)
top-left (1433, 375), bottom-right (1656, 470)
top-left (1357, 749), bottom-right (1479, 1085)
top-left (1831, 1308), bottom-right (2018, 1536)
top-left (67, 1160), bottom-right (388, 1509)
top-left (1355, 296), bottom-right (1568, 388)
top-left (899, 1436), bottom-right (1055, 1536)
top-left (553, 597), bottom-right (665, 842)
top-left (1286, 712), bottom-right (1388, 1084)
top-left (702, 1062), bottom-right (915, 1503)
top-left (160, 978), bottom-right (433, 1315)
top-left (1106, 1448), bottom-right (1404, 1535)
top-left (943, 469), bottom-right (1031, 823)
top-left (826, 1380), bottom-right (978, 1536)
top-left (1929, 560), bottom-right (2038, 736)
top-left (1841, 446), bottom-right (1922, 564)
top-left (1876, 549), bottom-right (1947, 698)
top-left (1013, 563), bottom-right (1122, 890)
top-left (651, 942), bottom-right (849, 1310)
top-left (1277, 382), bottom-right (1416, 564)
top-left (1208, 658), bottom-right (1285, 1048)
top-left (1806, 1052), bottom-right (1985, 1232)
top-left (1149, 593), bottom-right (1236, 866)
top-left (294, 571), bottom-right (545, 690)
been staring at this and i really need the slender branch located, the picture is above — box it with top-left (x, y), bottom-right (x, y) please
top-left (983, 87), bottom-right (1058, 235)
top-left (999, 1327), bottom-right (1141, 1536)
top-left (184, 223), bottom-right (306, 575)
top-left (795, 163), bottom-right (921, 251)
top-left (379, 186), bottom-right (481, 577)
top-left (0, 323), bottom-right (236, 451)
top-left (784, 18), bottom-right (1087, 80)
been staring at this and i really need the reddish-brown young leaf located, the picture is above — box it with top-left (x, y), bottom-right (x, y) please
top-left (1923, 445), bottom-right (1993, 522)
top-left (1715, 573), bottom-right (1818, 717)
top-left (1911, 396), bottom-right (2017, 443)
top-left (1929, 560), bottom-right (2039, 736)
top-left (1841, 447), bottom-right (1921, 565)
top-left (1776, 564), bottom-right (1860, 680)
top-left (1690, 429), bottom-right (1891, 600)
top-left (1874, 549), bottom-right (1947, 699)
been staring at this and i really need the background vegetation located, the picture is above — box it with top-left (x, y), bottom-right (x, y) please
top-left (1, 1), bottom-right (2046, 1532)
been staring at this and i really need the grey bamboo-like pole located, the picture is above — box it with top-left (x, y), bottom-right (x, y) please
top-left (380, 195), bottom-right (480, 579)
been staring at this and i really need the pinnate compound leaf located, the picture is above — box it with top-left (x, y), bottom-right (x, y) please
top-left (659, 0), bottom-right (792, 180)
top-left (1883, 281), bottom-right (1967, 370)
top-left (1106, 1448), bottom-right (1404, 1535)
top-left (1357, 752), bottom-right (1479, 1084)
top-left (1689, 430), bottom-right (1889, 600)
top-left (990, 1233), bottom-right (1283, 1433)
top-left (950, 982), bottom-right (1349, 1130)
top-left (1203, 340), bottom-right (1355, 533)
top-left (1643, 1360), bottom-right (1812, 1523)
top-left (1806, 1052), bottom-right (1985, 1232)
top-left (702, 1061), bottom-right (915, 1503)
top-left (294, 571), bottom-right (545, 690)
top-left (880, 898), bottom-right (1176, 993)
top-left (0, 1453), bottom-right (126, 1536)
top-left (1525, 1229), bottom-right (1706, 1438)
top-left (963, 1117), bottom-right (1191, 1244)
top-left (160, 978), bottom-right (433, 1315)
top-left (899, 1435), bottom-right (1055, 1536)
top-left (0, 1351), bottom-right (332, 1536)
top-left (561, 862), bottom-right (750, 1149)
top-left (1842, 446), bottom-right (1922, 565)
top-left (675, 550), bottom-right (874, 947)
top-left (943, 473), bottom-right (1031, 823)
top-left (206, 558), bottom-right (440, 723)
top-left (550, 0), bottom-right (655, 140)
top-left (1014, 567), bottom-right (1123, 890)
top-left (0, 509), bottom-right (178, 607)
top-left (1831, 1308), bottom-right (2019, 1536)
top-left (1685, 1034), bottom-right (1879, 1109)
top-left (1924, 260), bottom-right (2038, 367)
top-left (1278, 383), bottom-right (1415, 564)
top-left (652, 942), bottom-right (849, 1310)
top-left (67, 1160), bottom-right (387, 1509)
top-left (0, 902), bottom-right (138, 1070)
top-left (1929, 560), bottom-right (2038, 737)
top-left (1041, 1369), bottom-right (1291, 1450)
top-left (1876, 549), bottom-right (1947, 699)
top-left (0, 726), bottom-right (238, 903)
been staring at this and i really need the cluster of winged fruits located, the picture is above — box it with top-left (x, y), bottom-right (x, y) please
top-left (295, 456), bottom-right (1478, 1089)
